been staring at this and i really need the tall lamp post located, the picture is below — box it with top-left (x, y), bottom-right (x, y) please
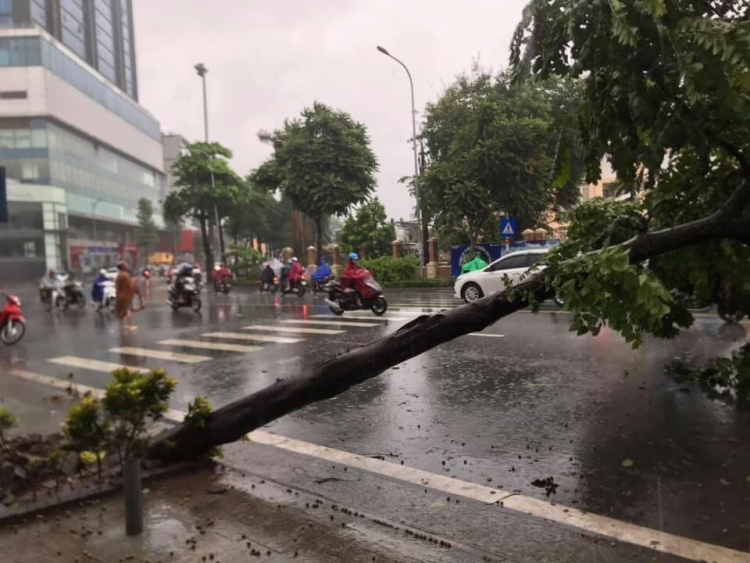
top-left (194, 63), bottom-right (225, 264)
top-left (377, 45), bottom-right (426, 275)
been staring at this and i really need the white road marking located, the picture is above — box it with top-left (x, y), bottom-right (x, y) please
top-left (48, 356), bottom-right (150, 374)
top-left (158, 339), bottom-right (261, 354)
top-left (248, 431), bottom-right (749, 563)
top-left (242, 325), bottom-right (344, 335)
top-left (202, 332), bottom-right (303, 344)
top-left (280, 319), bottom-right (382, 328)
top-left (470, 333), bottom-right (505, 338)
top-left (8, 368), bottom-right (745, 562)
top-left (312, 314), bottom-right (411, 322)
top-left (109, 347), bottom-right (210, 364)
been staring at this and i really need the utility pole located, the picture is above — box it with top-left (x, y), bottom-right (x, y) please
top-left (195, 63), bottom-right (225, 265)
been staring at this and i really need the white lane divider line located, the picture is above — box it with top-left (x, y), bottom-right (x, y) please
top-left (241, 325), bottom-right (344, 336)
top-left (248, 431), bottom-right (749, 563)
top-left (109, 347), bottom-right (210, 364)
top-left (201, 332), bottom-right (303, 344)
top-left (311, 314), bottom-right (411, 322)
top-left (280, 319), bottom-right (382, 328)
top-left (5, 368), bottom-right (747, 562)
top-left (49, 356), bottom-right (150, 374)
top-left (158, 339), bottom-right (261, 354)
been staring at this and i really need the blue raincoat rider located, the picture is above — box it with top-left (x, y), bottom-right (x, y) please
top-left (311, 258), bottom-right (332, 283)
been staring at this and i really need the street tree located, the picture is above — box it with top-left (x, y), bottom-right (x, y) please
top-left (149, 0), bottom-right (750, 462)
top-left (419, 70), bottom-right (583, 246)
top-left (163, 142), bottom-right (244, 273)
top-left (338, 198), bottom-right (395, 258)
top-left (252, 102), bottom-right (378, 256)
top-left (135, 198), bottom-right (159, 266)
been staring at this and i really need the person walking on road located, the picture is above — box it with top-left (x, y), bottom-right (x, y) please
top-left (115, 262), bottom-right (143, 331)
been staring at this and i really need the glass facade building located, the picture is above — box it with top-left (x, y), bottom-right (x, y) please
top-left (0, 15), bottom-right (164, 280)
top-left (2, 0), bottom-right (138, 100)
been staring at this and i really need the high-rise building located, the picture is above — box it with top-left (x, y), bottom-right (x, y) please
top-left (1, 0), bottom-right (138, 99)
top-left (0, 0), bottom-right (165, 282)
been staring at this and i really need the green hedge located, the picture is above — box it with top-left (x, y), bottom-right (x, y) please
top-left (382, 279), bottom-right (454, 288)
top-left (359, 256), bottom-right (419, 283)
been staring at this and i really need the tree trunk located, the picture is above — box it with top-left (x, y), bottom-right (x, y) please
top-left (315, 216), bottom-right (323, 259)
top-left (199, 215), bottom-right (214, 274)
top-left (148, 209), bottom-right (750, 463)
top-left (421, 215), bottom-right (430, 266)
top-left (218, 219), bottom-right (226, 264)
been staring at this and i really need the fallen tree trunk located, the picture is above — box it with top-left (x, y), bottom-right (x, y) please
top-left (148, 207), bottom-right (750, 462)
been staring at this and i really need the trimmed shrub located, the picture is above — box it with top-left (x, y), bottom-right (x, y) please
top-left (359, 256), bottom-right (419, 283)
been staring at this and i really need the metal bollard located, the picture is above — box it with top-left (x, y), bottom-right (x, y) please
top-left (124, 457), bottom-right (143, 536)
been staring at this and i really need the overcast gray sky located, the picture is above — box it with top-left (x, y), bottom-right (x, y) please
top-left (133, 0), bottom-right (528, 220)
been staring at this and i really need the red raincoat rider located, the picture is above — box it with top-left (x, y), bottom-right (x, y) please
top-left (288, 258), bottom-right (305, 286)
top-left (212, 264), bottom-right (231, 285)
top-left (340, 253), bottom-right (377, 300)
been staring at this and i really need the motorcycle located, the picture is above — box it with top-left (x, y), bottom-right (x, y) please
top-left (258, 277), bottom-right (279, 294)
top-left (0, 293), bottom-right (26, 345)
top-left (311, 274), bottom-right (334, 293)
top-left (326, 279), bottom-right (388, 316)
top-left (213, 279), bottom-right (231, 294)
top-left (281, 275), bottom-right (307, 298)
top-left (96, 279), bottom-right (116, 312)
top-left (168, 276), bottom-right (202, 312)
top-left (39, 287), bottom-right (58, 312)
top-left (60, 278), bottom-right (86, 310)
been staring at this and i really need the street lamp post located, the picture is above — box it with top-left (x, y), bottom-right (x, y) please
top-left (194, 63), bottom-right (225, 264)
top-left (91, 198), bottom-right (103, 270)
top-left (377, 45), bottom-right (426, 276)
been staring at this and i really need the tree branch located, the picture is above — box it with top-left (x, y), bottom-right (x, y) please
top-left (148, 210), bottom-right (750, 463)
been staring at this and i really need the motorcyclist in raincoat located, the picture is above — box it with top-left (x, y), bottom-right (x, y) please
top-left (340, 253), bottom-right (378, 304)
top-left (461, 253), bottom-right (488, 274)
top-left (91, 269), bottom-right (109, 305)
top-left (311, 258), bottom-right (332, 287)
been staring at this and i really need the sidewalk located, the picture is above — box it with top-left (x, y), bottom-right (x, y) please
top-left (0, 467), bottom-right (472, 563)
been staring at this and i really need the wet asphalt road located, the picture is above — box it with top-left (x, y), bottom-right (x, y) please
top-left (0, 283), bottom-right (748, 561)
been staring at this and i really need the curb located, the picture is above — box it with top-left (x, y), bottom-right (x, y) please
top-left (0, 459), bottom-right (209, 527)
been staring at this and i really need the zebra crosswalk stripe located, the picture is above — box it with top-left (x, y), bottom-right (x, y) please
top-left (48, 356), bottom-right (150, 374)
top-left (279, 319), bottom-right (382, 328)
top-left (202, 332), bottom-right (303, 344)
top-left (241, 325), bottom-right (343, 335)
top-left (158, 339), bottom-right (261, 353)
top-left (109, 347), bottom-right (210, 364)
top-left (311, 314), bottom-right (411, 322)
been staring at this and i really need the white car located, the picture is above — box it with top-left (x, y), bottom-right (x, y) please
top-left (454, 248), bottom-right (551, 302)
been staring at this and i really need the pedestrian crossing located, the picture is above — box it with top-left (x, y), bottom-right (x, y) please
top-left (158, 339), bottom-right (261, 353)
top-left (241, 325), bottom-right (345, 335)
top-left (109, 347), bottom-right (211, 364)
top-left (42, 303), bottom-right (501, 379)
top-left (202, 332), bottom-right (303, 344)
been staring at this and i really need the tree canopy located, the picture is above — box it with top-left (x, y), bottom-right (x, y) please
top-left (251, 102), bottom-right (379, 255)
top-left (419, 70), bottom-right (584, 245)
top-left (337, 198), bottom-right (395, 258)
top-left (163, 142), bottom-right (244, 272)
top-left (510, 0), bottom-right (750, 382)
top-left (135, 198), bottom-right (158, 265)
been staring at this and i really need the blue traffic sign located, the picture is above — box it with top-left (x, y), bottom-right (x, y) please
top-left (500, 218), bottom-right (517, 239)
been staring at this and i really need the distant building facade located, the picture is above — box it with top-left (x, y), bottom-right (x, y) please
top-left (0, 3), bottom-right (164, 281)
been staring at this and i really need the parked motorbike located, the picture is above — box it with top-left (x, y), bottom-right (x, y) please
top-left (213, 279), bottom-right (231, 294)
top-left (0, 293), bottom-right (26, 345)
top-left (168, 276), bottom-right (202, 312)
top-left (311, 275), bottom-right (334, 293)
top-left (326, 280), bottom-right (387, 316)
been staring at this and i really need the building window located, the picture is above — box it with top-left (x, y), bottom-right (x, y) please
top-left (602, 182), bottom-right (616, 199)
top-left (0, 37), bottom-right (43, 66)
top-left (23, 241), bottom-right (37, 258)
